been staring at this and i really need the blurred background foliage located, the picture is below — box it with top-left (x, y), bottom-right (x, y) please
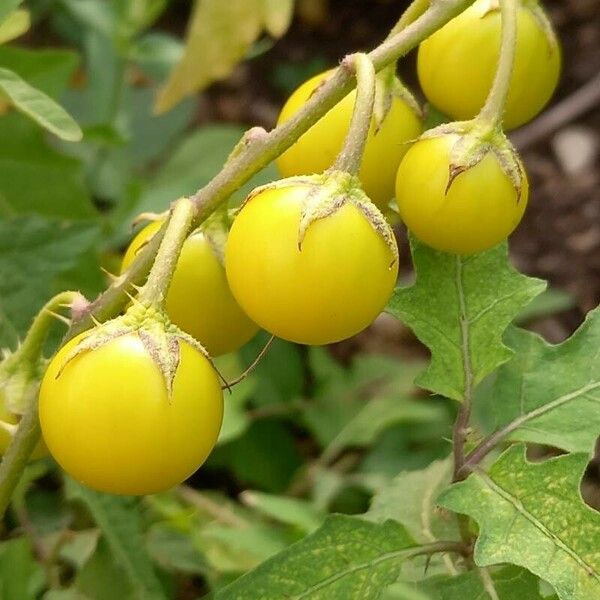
top-left (0, 0), bottom-right (597, 598)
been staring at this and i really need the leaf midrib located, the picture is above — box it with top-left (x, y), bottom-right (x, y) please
top-left (475, 468), bottom-right (600, 590)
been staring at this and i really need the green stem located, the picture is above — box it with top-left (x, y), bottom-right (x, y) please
top-left (476, 0), bottom-right (518, 128)
top-left (68, 0), bottom-right (473, 335)
top-left (0, 291), bottom-right (80, 519)
top-left (0, 404), bottom-right (41, 519)
top-left (137, 197), bottom-right (196, 308)
top-left (387, 0), bottom-right (431, 39)
top-left (17, 292), bottom-right (82, 362)
top-left (332, 54), bottom-right (376, 175)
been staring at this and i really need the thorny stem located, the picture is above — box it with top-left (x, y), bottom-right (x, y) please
top-left (452, 404), bottom-right (472, 481)
top-left (0, 405), bottom-right (41, 520)
top-left (387, 0), bottom-right (431, 38)
top-left (66, 0), bottom-right (473, 341)
top-left (476, 0), bottom-right (518, 128)
top-left (13, 292), bottom-right (83, 363)
top-left (0, 292), bottom-right (80, 519)
top-left (137, 197), bottom-right (196, 309)
top-left (332, 54), bottom-right (376, 175)
top-left (0, 0), bottom-right (474, 512)
top-left (401, 540), bottom-right (471, 561)
top-left (457, 410), bottom-right (528, 479)
top-left (452, 256), bottom-right (474, 483)
top-left (452, 256), bottom-right (476, 547)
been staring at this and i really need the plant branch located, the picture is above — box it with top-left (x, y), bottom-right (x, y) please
top-left (332, 53), bottom-right (376, 174)
top-left (0, 404), bottom-right (41, 520)
top-left (67, 0), bottom-right (472, 341)
top-left (137, 197), bottom-right (196, 308)
top-left (410, 540), bottom-right (471, 560)
top-left (457, 417), bottom-right (520, 479)
top-left (452, 256), bottom-right (474, 483)
top-left (476, 0), bottom-right (518, 128)
top-left (0, 292), bottom-right (82, 520)
top-left (15, 291), bottom-right (83, 362)
top-left (66, 225), bottom-right (167, 340)
top-left (387, 0), bottom-right (431, 39)
top-left (0, 0), bottom-right (475, 520)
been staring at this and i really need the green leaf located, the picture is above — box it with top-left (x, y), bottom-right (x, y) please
top-left (216, 515), bottom-right (421, 600)
top-left (43, 589), bottom-right (90, 600)
top-left (482, 310), bottom-right (600, 453)
top-left (387, 239), bottom-right (545, 401)
top-left (0, 9), bottom-right (30, 44)
top-left (381, 581), bottom-right (431, 600)
top-left (146, 523), bottom-right (208, 575)
top-left (239, 334), bottom-right (303, 407)
top-left (131, 32), bottom-right (184, 79)
top-left (240, 491), bottom-right (325, 533)
top-left (368, 458), bottom-right (459, 576)
top-left (303, 350), bottom-right (437, 454)
top-left (59, 0), bottom-right (117, 39)
top-left (0, 115), bottom-right (94, 218)
top-left (0, 537), bottom-right (45, 600)
top-left (0, 0), bottom-right (23, 25)
top-left (0, 46), bottom-right (79, 98)
top-left (439, 445), bottom-right (600, 600)
top-left (320, 395), bottom-right (445, 464)
top-left (199, 523), bottom-right (289, 573)
top-left (212, 420), bottom-right (302, 493)
top-left (74, 538), bottom-right (137, 600)
top-left (155, 0), bottom-right (294, 113)
top-left (65, 479), bottom-right (166, 600)
top-left (0, 216), bottom-right (100, 347)
top-left (0, 68), bottom-right (82, 140)
top-left (59, 530), bottom-right (101, 570)
top-left (420, 565), bottom-right (545, 599)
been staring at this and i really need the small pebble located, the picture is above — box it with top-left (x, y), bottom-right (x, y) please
top-left (552, 125), bottom-right (599, 176)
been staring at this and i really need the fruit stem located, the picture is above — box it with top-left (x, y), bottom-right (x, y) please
top-left (0, 398), bottom-right (42, 519)
top-left (16, 291), bottom-right (84, 363)
top-left (0, 291), bottom-right (82, 519)
top-left (387, 0), bottom-right (431, 39)
top-left (476, 0), bottom-right (518, 129)
top-left (67, 0), bottom-right (473, 337)
top-left (333, 53), bottom-right (376, 175)
top-left (137, 197), bottom-right (196, 309)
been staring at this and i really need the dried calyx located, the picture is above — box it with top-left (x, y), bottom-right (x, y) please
top-left (373, 64), bottom-right (422, 132)
top-left (422, 120), bottom-right (526, 198)
top-left (55, 302), bottom-right (212, 398)
top-left (243, 170), bottom-right (399, 266)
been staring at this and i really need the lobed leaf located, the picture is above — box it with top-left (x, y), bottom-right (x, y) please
top-left (439, 445), bottom-right (600, 600)
top-left (368, 458), bottom-right (459, 577)
top-left (387, 239), bottom-right (545, 401)
top-left (216, 514), bottom-right (424, 600)
top-left (483, 309), bottom-right (600, 453)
